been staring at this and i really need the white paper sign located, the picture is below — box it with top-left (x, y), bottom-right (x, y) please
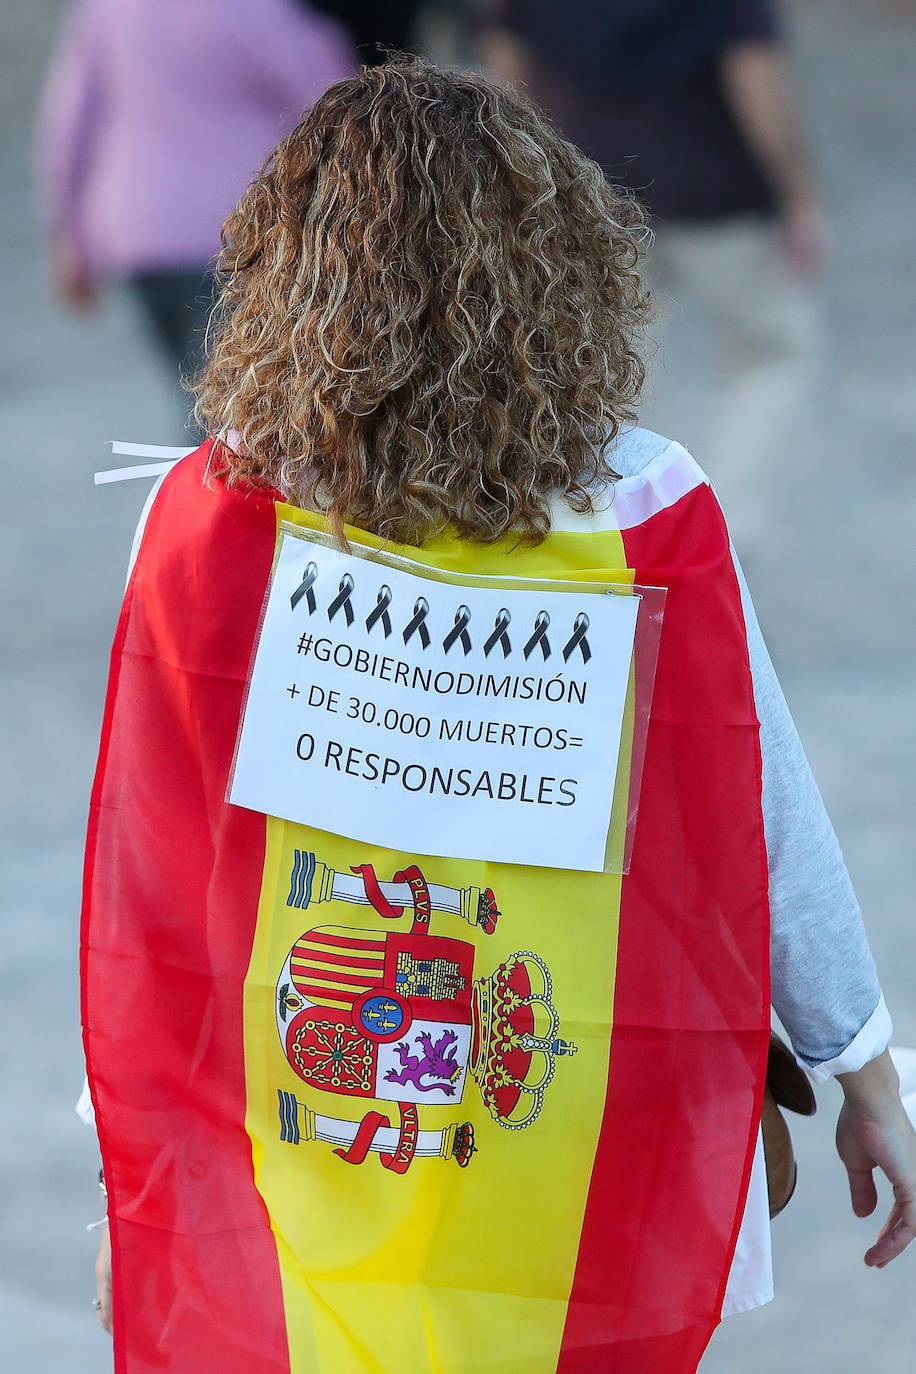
top-left (229, 530), bottom-right (639, 871)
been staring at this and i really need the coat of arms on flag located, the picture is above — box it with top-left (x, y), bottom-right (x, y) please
top-left (274, 850), bottom-right (577, 1173)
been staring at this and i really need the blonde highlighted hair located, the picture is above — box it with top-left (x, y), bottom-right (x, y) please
top-left (194, 59), bottom-right (651, 544)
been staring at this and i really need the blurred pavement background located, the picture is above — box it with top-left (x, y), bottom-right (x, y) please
top-left (1, 0), bottom-right (914, 1368)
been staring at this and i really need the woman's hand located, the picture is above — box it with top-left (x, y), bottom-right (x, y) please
top-left (778, 191), bottom-right (828, 280)
top-left (52, 236), bottom-right (97, 309)
top-left (836, 1050), bottom-right (916, 1267)
top-left (95, 1224), bottom-right (113, 1334)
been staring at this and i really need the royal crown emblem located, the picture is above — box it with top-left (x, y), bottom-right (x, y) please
top-left (275, 852), bottom-right (576, 1173)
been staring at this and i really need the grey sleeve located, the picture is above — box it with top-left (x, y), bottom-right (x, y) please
top-left (734, 555), bottom-right (884, 1065)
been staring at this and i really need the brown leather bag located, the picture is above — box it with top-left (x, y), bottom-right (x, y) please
top-left (762, 1031), bottom-right (817, 1218)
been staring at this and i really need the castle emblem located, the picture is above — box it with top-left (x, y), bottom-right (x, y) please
top-left (275, 852), bottom-right (576, 1173)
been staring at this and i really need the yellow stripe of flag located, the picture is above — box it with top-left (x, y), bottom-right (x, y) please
top-left (243, 507), bottom-right (634, 1374)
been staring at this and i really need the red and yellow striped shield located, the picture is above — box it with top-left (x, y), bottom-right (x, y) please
top-left (82, 440), bottom-right (769, 1374)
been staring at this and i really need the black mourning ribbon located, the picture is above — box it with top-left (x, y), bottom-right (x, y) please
top-left (483, 608), bottom-right (512, 658)
top-left (402, 597), bottom-right (430, 649)
top-left (365, 584), bottom-right (393, 637)
top-left (523, 610), bottom-right (551, 661)
top-left (290, 561), bottom-right (318, 613)
top-left (562, 612), bottom-right (592, 663)
top-left (443, 604), bottom-right (472, 655)
top-left (327, 574), bottom-right (355, 626)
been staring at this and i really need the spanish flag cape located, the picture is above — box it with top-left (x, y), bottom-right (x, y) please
top-left (82, 439), bottom-right (769, 1374)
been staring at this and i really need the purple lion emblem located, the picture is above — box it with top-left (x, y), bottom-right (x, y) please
top-left (384, 1030), bottom-right (461, 1095)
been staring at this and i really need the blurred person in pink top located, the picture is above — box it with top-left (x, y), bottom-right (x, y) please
top-left (37, 0), bottom-right (354, 419)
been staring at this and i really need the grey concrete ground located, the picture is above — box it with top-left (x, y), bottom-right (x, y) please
top-left (1, 1), bottom-right (914, 1369)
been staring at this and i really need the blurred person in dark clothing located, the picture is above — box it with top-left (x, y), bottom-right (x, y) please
top-left (307, 1), bottom-right (423, 64)
top-left (480, 0), bottom-right (825, 549)
top-left (38, 0), bottom-right (354, 431)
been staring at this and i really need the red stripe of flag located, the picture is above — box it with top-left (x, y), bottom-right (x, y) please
top-left (557, 485), bottom-right (770, 1373)
top-left (82, 445), bottom-right (291, 1373)
top-left (306, 930), bottom-right (387, 953)
top-left (293, 946), bottom-right (385, 972)
top-left (290, 964), bottom-right (383, 988)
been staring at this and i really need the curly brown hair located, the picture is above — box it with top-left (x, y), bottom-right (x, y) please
top-left (194, 58), bottom-right (651, 545)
